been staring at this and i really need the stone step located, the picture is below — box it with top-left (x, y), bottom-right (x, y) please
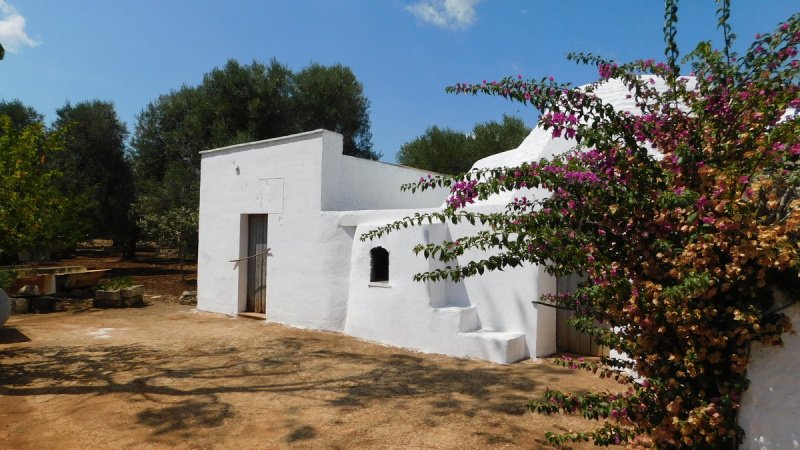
top-left (457, 330), bottom-right (528, 364)
top-left (431, 305), bottom-right (480, 332)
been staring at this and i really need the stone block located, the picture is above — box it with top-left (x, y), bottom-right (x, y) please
top-left (180, 290), bottom-right (197, 305)
top-left (11, 297), bottom-right (29, 314)
top-left (17, 284), bottom-right (40, 296)
top-left (94, 289), bottom-right (122, 308)
top-left (122, 295), bottom-right (144, 307)
top-left (120, 285), bottom-right (144, 298)
top-left (28, 296), bottom-right (55, 313)
top-left (95, 290), bottom-right (121, 301)
top-left (93, 297), bottom-right (122, 308)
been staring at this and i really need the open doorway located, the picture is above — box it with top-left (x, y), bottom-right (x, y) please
top-left (245, 214), bottom-right (268, 314)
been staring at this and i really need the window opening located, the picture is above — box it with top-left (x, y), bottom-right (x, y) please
top-left (370, 247), bottom-right (389, 282)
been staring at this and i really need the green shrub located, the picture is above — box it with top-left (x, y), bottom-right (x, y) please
top-left (97, 276), bottom-right (135, 291)
top-left (0, 271), bottom-right (15, 292)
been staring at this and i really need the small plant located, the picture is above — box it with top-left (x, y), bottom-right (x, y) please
top-left (97, 276), bottom-right (135, 291)
top-left (0, 271), bottom-right (14, 292)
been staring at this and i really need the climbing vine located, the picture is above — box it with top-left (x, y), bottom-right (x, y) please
top-left (363, 5), bottom-right (799, 449)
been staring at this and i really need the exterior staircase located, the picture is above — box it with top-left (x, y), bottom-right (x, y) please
top-left (430, 305), bottom-right (527, 364)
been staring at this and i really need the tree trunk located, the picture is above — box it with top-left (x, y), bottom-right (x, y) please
top-left (122, 225), bottom-right (139, 260)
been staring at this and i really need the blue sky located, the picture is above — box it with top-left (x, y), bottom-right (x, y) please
top-left (1, 0), bottom-right (796, 162)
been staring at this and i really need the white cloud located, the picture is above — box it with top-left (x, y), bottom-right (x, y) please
top-left (407, 0), bottom-right (482, 30)
top-left (0, 0), bottom-right (39, 53)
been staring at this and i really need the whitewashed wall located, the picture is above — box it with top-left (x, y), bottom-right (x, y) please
top-left (341, 207), bottom-right (556, 363)
top-left (197, 124), bottom-right (560, 362)
top-left (197, 130), bottom-right (447, 332)
top-left (321, 151), bottom-right (443, 211)
top-left (198, 131), bottom-right (346, 329)
top-left (739, 303), bottom-right (800, 450)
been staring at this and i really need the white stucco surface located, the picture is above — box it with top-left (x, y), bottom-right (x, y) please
top-left (322, 152), bottom-right (442, 211)
top-left (197, 130), bottom-right (447, 333)
top-left (739, 303), bottom-right (800, 450)
top-left (343, 219), bottom-right (552, 363)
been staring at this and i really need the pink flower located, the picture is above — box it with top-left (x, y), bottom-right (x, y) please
top-left (598, 63), bottom-right (617, 79)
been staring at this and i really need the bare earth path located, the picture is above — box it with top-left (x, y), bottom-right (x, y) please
top-left (1, 302), bottom-right (621, 449)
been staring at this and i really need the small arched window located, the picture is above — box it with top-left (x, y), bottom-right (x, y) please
top-left (370, 247), bottom-right (389, 282)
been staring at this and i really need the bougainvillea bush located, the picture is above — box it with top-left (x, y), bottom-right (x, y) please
top-left (364, 5), bottom-right (799, 449)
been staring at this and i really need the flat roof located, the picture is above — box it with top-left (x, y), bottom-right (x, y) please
top-left (199, 129), bottom-right (443, 176)
top-left (199, 129), bottom-right (333, 155)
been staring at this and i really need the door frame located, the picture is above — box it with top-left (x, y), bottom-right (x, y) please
top-left (238, 214), bottom-right (268, 315)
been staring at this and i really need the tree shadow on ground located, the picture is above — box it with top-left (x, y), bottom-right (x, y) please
top-left (285, 425), bottom-right (316, 443)
top-left (0, 336), bottom-right (587, 448)
top-left (136, 396), bottom-right (233, 437)
top-left (0, 327), bottom-right (31, 344)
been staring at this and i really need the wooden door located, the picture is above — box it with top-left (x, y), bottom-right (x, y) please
top-left (556, 273), bottom-right (609, 357)
top-left (246, 215), bottom-right (268, 314)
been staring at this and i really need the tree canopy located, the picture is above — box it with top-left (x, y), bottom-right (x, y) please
top-left (52, 100), bottom-right (134, 243)
top-left (0, 113), bottom-right (86, 260)
top-left (396, 115), bottom-right (530, 175)
top-left (0, 99), bottom-right (44, 132)
top-left (132, 59), bottom-right (374, 180)
top-left (396, 125), bottom-right (470, 175)
top-left (295, 63), bottom-right (376, 159)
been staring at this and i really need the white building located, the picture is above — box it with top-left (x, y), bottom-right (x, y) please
top-left (196, 128), bottom-right (556, 364)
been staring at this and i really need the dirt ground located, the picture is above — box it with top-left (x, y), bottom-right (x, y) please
top-left (1, 253), bottom-right (622, 449)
